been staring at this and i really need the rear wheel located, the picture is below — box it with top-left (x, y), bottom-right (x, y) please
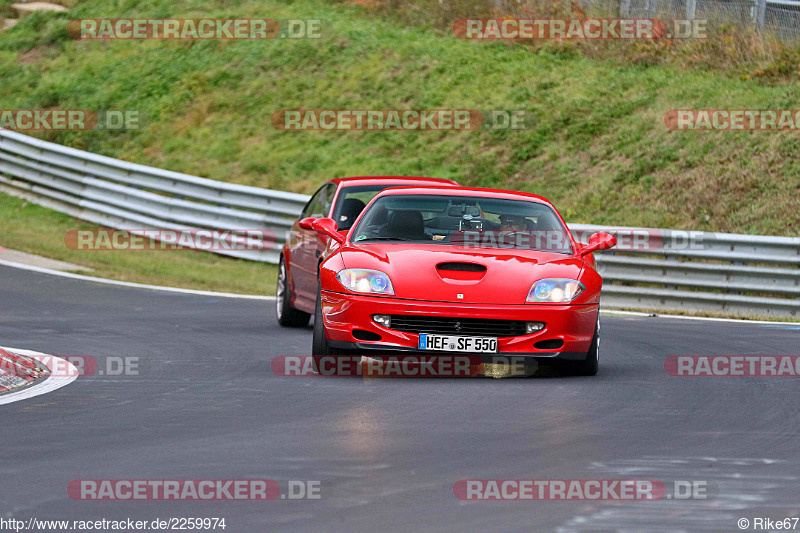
top-left (276, 257), bottom-right (310, 327)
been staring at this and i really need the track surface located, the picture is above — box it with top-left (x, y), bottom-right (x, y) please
top-left (1, 264), bottom-right (798, 532)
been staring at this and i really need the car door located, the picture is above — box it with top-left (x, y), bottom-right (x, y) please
top-left (289, 182), bottom-right (337, 307)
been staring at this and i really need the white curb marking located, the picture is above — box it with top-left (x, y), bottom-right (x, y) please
top-left (599, 309), bottom-right (797, 326)
top-left (0, 347), bottom-right (78, 405)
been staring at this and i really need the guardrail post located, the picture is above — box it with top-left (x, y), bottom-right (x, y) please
top-left (755, 0), bottom-right (767, 28)
top-left (685, 0), bottom-right (696, 20)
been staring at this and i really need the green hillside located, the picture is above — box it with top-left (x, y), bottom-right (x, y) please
top-left (1, 0), bottom-right (798, 238)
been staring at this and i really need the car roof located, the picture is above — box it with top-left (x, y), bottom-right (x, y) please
top-left (370, 186), bottom-right (554, 206)
top-left (329, 176), bottom-right (459, 187)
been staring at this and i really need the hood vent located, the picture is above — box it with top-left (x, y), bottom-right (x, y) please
top-left (436, 262), bottom-right (486, 273)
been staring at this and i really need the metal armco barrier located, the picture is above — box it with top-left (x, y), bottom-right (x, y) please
top-left (1, 129), bottom-right (798, 317)
top-left (0, 129), bottom-right (308, 262)
top-left (570, 225), bottom-right (799, 318)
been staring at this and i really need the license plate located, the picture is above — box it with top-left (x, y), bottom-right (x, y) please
top-left (418, 333), bottom-right (497, 353)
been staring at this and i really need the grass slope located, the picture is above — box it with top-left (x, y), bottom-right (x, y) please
top-left (0, 194), bottom-right (276, 294)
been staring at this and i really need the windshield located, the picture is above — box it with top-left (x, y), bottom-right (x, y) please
top-left (350, 194), bottom-right (573, 253)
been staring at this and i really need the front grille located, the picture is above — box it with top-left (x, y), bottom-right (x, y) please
top-left (388, 315), bottom-right (527, 337)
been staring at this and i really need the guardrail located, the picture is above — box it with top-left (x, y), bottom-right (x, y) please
top-left (1, 129), bottom-right (797, 318)
top-left (570, 225), bottom-right (799, 318)
top-left (0, 129), bottom-right (308, 262)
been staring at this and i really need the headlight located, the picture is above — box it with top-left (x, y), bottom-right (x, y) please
top-left (336, 269), bottom-right (395, 295)
top-left (526, 279), bottom-right (584, 303)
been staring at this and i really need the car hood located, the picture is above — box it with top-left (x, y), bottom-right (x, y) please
top-left (339, 244), bottom-right (584, 304)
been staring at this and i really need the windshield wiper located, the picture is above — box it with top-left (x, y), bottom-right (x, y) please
top-left (356, 237), bottom-right (412, 242)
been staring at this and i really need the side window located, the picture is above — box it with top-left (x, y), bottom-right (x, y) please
top-left (319, 183), bottom-right (336, 216)
top-left (332, 186), bottom-right (387, 231)
top-left (302, 184), bottom-right (335, 218)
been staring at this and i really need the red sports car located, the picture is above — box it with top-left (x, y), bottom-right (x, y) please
top-left (307, 186), bottom-right (616, 376)
top-left (277, 176), bottom-right (459, 327)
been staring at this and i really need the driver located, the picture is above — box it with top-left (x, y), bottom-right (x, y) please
top-left (499, 214), bottom-right (527, 231)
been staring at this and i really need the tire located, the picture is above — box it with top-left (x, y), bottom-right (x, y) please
top-left (312, 281), bottom-right (341, 372)
top-left (276, 257), bottom-right (310, 327)
top-left (564, 318), bottom-right (599, 376)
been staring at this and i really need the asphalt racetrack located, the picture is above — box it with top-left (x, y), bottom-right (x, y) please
top-left (1, 264), bottom-right (798, 532)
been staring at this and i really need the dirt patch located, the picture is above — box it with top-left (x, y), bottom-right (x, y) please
top-left (18, 45), bottom-right (51, 64)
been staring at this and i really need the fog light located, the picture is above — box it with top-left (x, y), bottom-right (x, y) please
top-left (373, 314), bottom-right (391, 328)
top-left (525, 322), bottom-right (545, 334)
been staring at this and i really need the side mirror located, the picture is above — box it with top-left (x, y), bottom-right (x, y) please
top-left (311, 218), bottom-right (345, 244)
top-left (580, 232), bottom-right (616, 256)
top-left (298, 217), bottom-right (317, 230)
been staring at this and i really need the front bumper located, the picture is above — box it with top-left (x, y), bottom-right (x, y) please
top-left (321, 291), bottom-right (598, 360)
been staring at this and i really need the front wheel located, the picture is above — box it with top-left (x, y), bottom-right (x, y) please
top-left (276, 257), bottom-right (310, 327)
top-left (312, 281), bottom-right (341, 372)
top-left (564, 318), bottom-right (599, 376)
